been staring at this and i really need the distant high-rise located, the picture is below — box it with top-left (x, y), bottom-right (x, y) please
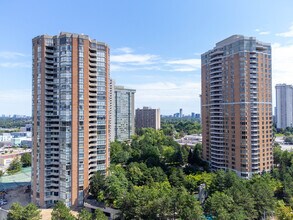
top-left (109, 79), bottom-right (116, 142)
top-left (135, 107), bottom-right (161, 130)
top-left (114, 86), bottom-right (136, 141)
top-left (275, 84), bottom-right (293, 129)
top-left (179, 108), bottom-right (183, 117)
top-left (32, 32), bottom-right (110, 207)
top-left (201, 35), bottom-right (273, 178)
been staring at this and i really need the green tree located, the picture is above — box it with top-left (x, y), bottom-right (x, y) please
top-left (275, 200), bottom-right (293, 220)
top-left (7, 203), bottom-right (41, 220)
top-left (0, 170), bottom-right (4, 177)
top-left (185, 172), bottom-right (214, 193)
top-left (161, 123), bottom-right (175, 136)
top-left (7, 203), bottom-right (24, 220)
top-left (78, 209), bottom-right (92, 220)
top-left (282, 173), bottom-right (293, 203)
top-left (126, 162), bottom-right (167, 186)
top-left (250, 177), bottom-right (276, 219)
top-left (226, 181), bottom-right (257, 219)
top-left (173, 187), bottom-right (204, 220)
top-left (110, 141), bottom-right (130, 164)
top-left (119, 181), bottom-right (173, 219)
top-left (187, 144), bottom-right (203, 166)
top-left (209, 170), bottom-right (238, 194)
top-left (168, 168), bottom-right (186, 188)
top-left (142, 145), bottom-right (161, 167)
top-left (93, 209), bottom-right (107, 220)
top-left (51, 201), bottom-right (76, 220)
top-left (180, 145), bottom-right (189, 164)
top-left (126, 162), bottom-right (146, 185)
top-left (0, 117), bottom-right (31, 128)
top-left (149, 166), bottom-right (167, 183)
top-left (90, 171), bottom-right (105, 201)
top-left (22, 203), bottom-right (41, 220)
top-left (21, 153), bottom-right (31, 167)
top-left (7, 158), bottom-right (21, 175)
top-left (273, 144), bottom-right (283, 166)
top-left (205, 191), bottom-right (245, 220)
top-left (162, 146), bottom-right (175, 163)
top-left (104, 165), bottom-right (129, 207)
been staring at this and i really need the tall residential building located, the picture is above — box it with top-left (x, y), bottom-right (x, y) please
top-left (135, 107), bottom-right (161, 130)
top-left (109, 79), bottom-right (116, 142)
top-left (114, 86), bottom-right (136, 141)
top-left (201, 35), bottom-right (273, 178)
top-left (275, 84), bottom-right (293, 129)
top-left (32, 32), bottom-right (110, 207)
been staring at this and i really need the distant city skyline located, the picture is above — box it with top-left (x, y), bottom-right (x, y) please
top-left (1, 0), bottom-right (293, 115)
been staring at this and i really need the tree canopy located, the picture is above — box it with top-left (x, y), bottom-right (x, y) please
top-left (51, 201), bottom-right (76, 220)
top-left (90, 128), bottom-right (293, 219)
top-left (21, 153), bottom-right (31, 167)
top-left (161, 118), bottom-right (202, 137)
top-left (7, 158), bottom-right (21, 175)
top-left (7, 203), bottom-right (41, 220)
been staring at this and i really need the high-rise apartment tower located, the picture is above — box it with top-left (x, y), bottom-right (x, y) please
top-left (32, 32), bottom-right (110, 207)
top-left (201, 35), bottom-right (273, 178)
top-left (109, 79), bottom-right (116, 142)
top-left (114, 86), bottom-right (136, 141)
top-left (275, 84), bottom-right (293, 129)
top-left (135, 107), bottom-right (161, 130)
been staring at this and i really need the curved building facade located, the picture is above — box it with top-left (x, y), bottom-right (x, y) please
top-left (201, 35), bottom-right (273, 178)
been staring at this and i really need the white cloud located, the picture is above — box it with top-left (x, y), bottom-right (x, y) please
top-left (114, 47), bottom-right (134, 53)
top-left (125, 81), bottom-right (201, 114)
top-left (270, 42), bottom-right (293, 110)
top-left (276, 24), bottom-right (293, 37)
top-left (0, 51), bottom-right (26, 59)
top-left (111, 47), bottom-right (201, 72)
top-left (0, 62), bottom-right (31, 68)
top-left (272, 43), bottom-right (293, 84)
top-left (165, 58), bottom-right (201, 72)
top-left (0, 51), bottom-right (30, 69)
top-left (111, 53), bottom-right (159, 65)
top-left (259, 31), bottom-right (270, 35)
top-left (255, 29), bottom-right (270, 35)
top-left (110, 64), bottom-right (129, 72)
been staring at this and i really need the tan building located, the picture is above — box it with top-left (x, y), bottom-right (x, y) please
top-left (32, 32), bottom-right (110, 207)
top-left (201, 35), bottom-right (273, 178)
top-left (0, 149), bottom-right (31, 169)
top-left (135, 107), bottom-right (160, 130)
top-left (0, 153), bottom-right (20, 167)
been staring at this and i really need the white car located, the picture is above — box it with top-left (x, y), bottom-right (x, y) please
top-left (0, 200), bottom-right (7, 206)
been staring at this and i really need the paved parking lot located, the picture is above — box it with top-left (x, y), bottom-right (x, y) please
top-left (0, 167), bottom-right (31, 219)
top-left (275, 136), bottom-right (293, 151)
top-left (0, 186), bottom-right (30, 220)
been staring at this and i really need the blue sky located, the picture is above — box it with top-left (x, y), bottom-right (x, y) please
top-left (1, 0), bottom-right (293, 115)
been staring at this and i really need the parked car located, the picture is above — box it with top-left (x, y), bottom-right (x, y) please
top-left (0, 199), bottom-right (7, 206)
